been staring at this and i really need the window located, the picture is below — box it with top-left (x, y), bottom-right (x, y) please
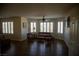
top-left (50, 22), bottom-right (53, 32)
top-left (44, 22), bottom-right (46, 32)
top-left (57, 21), bottom-right (63, 33)
top-left (30, 22), bottom-right (36, 32)
top-left (47, 22), bottom-right (50, 32)
top-left (10, 22), bottom-right (13, 34)
top-left (31, 22), bottom-right (33, 32)
top-left (40, 22), bottom-right (43, 32)
top-left (2, 22), bottom-right (14, 34)
top-left (40, 22), bottom-right (53, 32)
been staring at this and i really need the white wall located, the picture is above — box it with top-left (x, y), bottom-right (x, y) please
top-left (64, 5), bottom-right (79, 55)
top-left (69, 17), bottom-right (79, 55)
top-left (21, 17), bottom-right (28, 40)
top-left (64, 17), bottom-right (70, 48)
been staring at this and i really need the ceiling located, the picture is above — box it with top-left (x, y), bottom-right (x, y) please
top-left (0, 3), bottom-right (77, 18)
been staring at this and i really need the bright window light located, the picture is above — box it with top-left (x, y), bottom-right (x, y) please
top-left (47, 22), bottom-right (50, 32)
top-left (31, 22), bottom-right (33, 32)
top-left (30, 22), bottom-right (36, 32)
top-left (40, 22), bottom-right (53, 33)
top-left (5, 22), bottom-right (8, 33)
top-left (58, 22), bottom-right (60, 33)
top-left (34, 22), bottom-right (36, 32)
top-left (11, 22), bottom-right (13, 34)
top-left (8, 22), bottom-right (11, 33)
top-left (44, 22), bottom-right (46, 32)
top-left (57, 21), bottom-right (63, 34)
top-left (2, 22), bottom-right (5, 33)
top-left (50, 22), bottom-right (53, 32)
top-left (61, 22), bottom-right (63, 33)
top-left (40, 22), bottom-right (43, 32)
top-left (2, 22), bottom-right (14, 34)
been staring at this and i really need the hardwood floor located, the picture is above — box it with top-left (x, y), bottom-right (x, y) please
top-left (0, 39), bottom-right (68, 56)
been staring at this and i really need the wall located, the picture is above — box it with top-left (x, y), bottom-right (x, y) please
top-left (0, 20), bottom-right (2, 34)
top-left (64, 5), bottom-right (79, 55)
top-left (0, 16), bottom-right (22, 41)
top-left (64, 17), bottom-right (70, 48)
top-left (21, 17), bottom-right (28, 40)
top-left (68, 17), bottom-right (79, 55)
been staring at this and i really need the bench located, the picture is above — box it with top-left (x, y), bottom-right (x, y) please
top-left (27, 32), bottom-right (54, 40)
